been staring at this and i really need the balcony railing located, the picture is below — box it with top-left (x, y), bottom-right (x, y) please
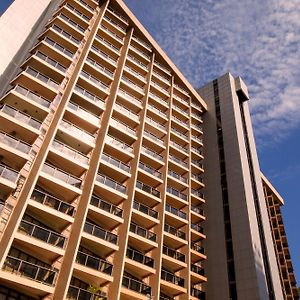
top-left (124, 65), bottom-right (146, 82)
top-left (76, 251), bottom-right (113, 275)
top-left (191, 147), bottom-right (203, 156)
top-left (129, 44), bottom-right (150, 60)
top-left (115, 102), bottom-right (139, 121)
top-left (163, 245), bottom-right (185, 262)
top-left (192, 160), bottom-right (204, 169)
top-left (126, 248), bottom-right (154, 267)
top-left (107, 6), bottom-right (129, 24)
top-left (14, 85), bottom-right (51, 108)
top-left (67, 285), bottom-right (107, 300)
top-left (136, 180), bottom-right (160, 198)
top-left (96, 173), bottom-right (127, 194)
top-left (164, 223), bottom-right (186, 240)
top-left (31, 189), bottom-right (75, 216)
top-left (0, 131), bottom-right (31, 154)
top-left (161, 269), bottom-right (184, 287)
top-left (110, 118), bottom-right (136, 136)
top-left (148, 104), bottom-right (167, 118)
top-left (90, 195), bottom-right (123, 217)
top-left (192, 135), bottom-right (203, 144)
top-left (191, 204), bottom-right (204, 216)
top-left (191, 223), bottom-right (204, 234)
top-left (101, 153), bottom-right (130, 173)
top-left (0, 104), bottom-right (42, 130)
top-left (144, 130), bottom-right (164, 145)
top-left (151, 80), bottom-right (169, 95)
top-left (165, 203), bottom-right (186, 220)
top-left (168, 169), bottom-right (187, 184)
top-left (191, 242), bottom-right (205, 254)
top-left (25, 66), bottom-right (59, 89)
top-left (172, 116), bottom-right (188, 127)
top-left (191, 113), bottom-right (203, 122)
top-left (42, 162), bottom-right (82, 188)
top-left (169, 154), bottom-right (188, 168)
top-left (122, 276), bottom-right (152, 296)
top-left (44, 37), bottom-right (74, 58)
top-left (171, 127), bottom-right (188, 140)
top-left (60, 119), bottom-right (95, 144)
top-left (65, 3), bottom-right (91, 22)
top-left (0, 164), bottom-right (19, 184)
top-left (167, 186), bottom-right (187, 201)
top-left (191, 189), bottom-right (204, 199)
top-left (191, 288), bottom-right (205, 299)
top-left (145, 116), bottom-right (166, 131)
top-left (141, 146), bottom-right (163, 161)
top-left (153, 70), bottom-right (170, 84)
top-left (81, 70), bottom-right (109, 91)
top-left (191, 123), bottom-right (203, 132)
top-left (160, 293), bottom-right (175, 300)
top-left (121, 76), bottom-right (144, 93)
top-left (173, 94), bottom-right (188, 105)
top-left (84, 222), bottom-right (118, 244)
top-left (58, 13), bottom-right (85, 33)
top-left (154, 60), bottom-right (171, 74)
top-left (106, 135), bottom-right (133, 153)
top-left (170, 140), bottom-right (188, 153)
top-left (133, 200), bottom-right (158, 219)
top-left (148, 91), bottom-right (168, 106)
top-left (3, 256), bottom-right (57, 286)
top-left (173, 104), bottom-right (188, 116)
top-left (52, 139), bottom-right (89, 164)
top-left (91, 45), bottom-right (117, 64)
top-left (103, 15), bottom-right (126, 33)
top-left (191, 264), bottom-right (205, 276)
top-left (51, 24), bottom-right (80, 44)
top-left (139, 162), bottom-right (162, 179)
top-left (96, 34), bottom-right (120, 52)
top-left (74, 85), bottom-right (105, 108)
top-left (100, 24), bottom-right (123, 42)
top-left (35, 51), bottom-right (66, 73)
top-left (86, 57), bottom-right (114, 77)
top-left (18, 220), bottom-right (66, 248)
top-left (118, 88), bottom-right (141, 106)
top-left (130, 223), bottom-right (156, 242)
top-left (127, 53), bottom-right (147, 69)
top-left (174, 84), bottom-right (189, 96)
top-left (132, 35), bottom-right (152, 51)
top-left (77, 0), bottom-right (94, 13)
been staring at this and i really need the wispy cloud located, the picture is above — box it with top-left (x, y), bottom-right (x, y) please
top-left (125, 0), bottom-right (300, 146)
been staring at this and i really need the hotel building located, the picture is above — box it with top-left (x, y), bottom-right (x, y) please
top-left (0, 0), bottom-right (298, 299)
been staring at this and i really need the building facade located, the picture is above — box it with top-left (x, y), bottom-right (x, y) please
top-left (0, 0), bottom-right (207, 299)
top-left (0, 1), bottom-right (298, 300)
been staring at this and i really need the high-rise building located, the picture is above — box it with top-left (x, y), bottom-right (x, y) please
top-left (0, 1), bottom-right (297, 300)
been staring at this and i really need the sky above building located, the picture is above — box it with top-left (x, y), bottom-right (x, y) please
top-left (1, 0), bottom-right (299, 283)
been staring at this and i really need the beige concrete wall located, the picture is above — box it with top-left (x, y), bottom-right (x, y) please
top-left (0, 0), bottom-right (52, 76)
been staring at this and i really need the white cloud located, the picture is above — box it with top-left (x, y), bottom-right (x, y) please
top-left (126, 0), bottom-right (300, 146)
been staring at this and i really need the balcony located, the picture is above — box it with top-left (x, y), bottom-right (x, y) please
top-left (14, 85), bottom-right (51, 109)
top-left (42, 162), bottom-right (82, 189)
top-left (192, 135), bottom-right (203, 145)
top-left (191, 288), bottom-right (205, 299)
top-left (161, 269), bottom-right (184, 287)
top-left (170, 140), bottom-right (188, 154)
top-left (80, 70), bottom-right (110, 93)
top-left (118, 88), bottom-right (142, 108)
top-left (160, 293), bottom-right (175, 300)
top-left (191, 223), bottom-right (204, 236)
top-left (67, 285), bottom-right (107, 300)
top-left (59, 119), bottom-right (95, 146)
top-left (136, 180), bottom-right (160, 199)
top-left (100, 24), bottom-right (124, 43)
top-left (191, 123), bottom-right (203, 132)
top-left (163, 245), bottom-right (185, 262)
top-left (130, 223), bottom-right (156, 242)
top-left (107, 6), bottom-right (129, 25)
top-left (76, 0), bottom-right (95, 13)
top-left (0, 104), bottom-right (42, 131)
top-left (133, 201), bottom-right (158, 219)
top-left (127, 53), bottom-right (148, 72)
top-left (90, 195), bottom-right (123, 218)
top-left (191, 242), bottom-right (205, 255)
top-left (51, 139), bottom-right (89, 167)
top-left (191, 264), bottom-right (205, 276)
top-left (65, 3), bottom-right (91, 23)
top-left (95, 173), bottom-right (127, 194)
top-left (167, 186), bottom-right (187, 202)
top-left (191, 147), bottom-right (203, 157)
top-left (105, 135), bottom-right (134, 158)
top-left (173, 94), bottom-right (188, 107)
top-left (168, 170), bottom-right (187, 185)
top-left (110, 117), bottom-right (137, 139)
top-left (144, 130), bottom-right (165, 148)
top-left (174, 84), bottom-right (189, 96)
top-left (126, 248), bottom-right (154, 268)
top-left (148, 91), bottom-right (169, 108)
top-left (121, 76), bottom-right (144, 94)
top-left (192, 159), bottom-right (204, 170)
top-left (74, 85), bottom-right (105, 110)
top-left (122, 276), bottom-right (152, 298)
top-left (173, 105), bottom-right (188, 117)
top-left (75, 251), bottom-right (113, 275)
top-left (57, 13), bottom-right (86, 34)
top-left (0, 131), bottom-right (31, 156)
top-left (191, 204), bottom-right (204, 216)
top-left (132, 35), bottom-right (152, 51)
top-left (148, 104), bottom-right (167, 119)
top-left (151, 80), bottom-right (169, 97)
top-left (101, 152), bottom-right (131, 173)
top-left (164, 224), bottom-right (186, 241)
top-left (171, 127), bottom-right (188, 141)
top-left (141, 145), bottom-right (164, 163)
top-left (91, 45), bottom-right (117, 66)
top-left (3, 256), bottom-right (57, 286)
top-left (51, 24), bottom-right (81, 45)
top-left (95, 34), bottom-right (120, 54)
top-left (152, 70), bottom-right (171, 85)
top-left (129, 44), bottom-right (150, 61)
top-left (0, 164), bottom-right (19, 187)
top-left (191, 113), bottom-right (203, 122)
top-left (169, 154), bottom-right (188, 170)
top-left (191, 189), bottom-right (204, 200)
top-left (18, 219), bottom-right (66, 248)
top-left (154, 60), bottom-right (171, 75)
top-left (34, 51), bottom-right (67, 74)
top-left (43, 36), bottom-right (74, 58)
top-left (145, 116), bottom-right (166, 132)
top-left (83, 222), bottom-right (118, 245)
top-left (165, 203), bottom-right (187, 220)
top-left (103, 15), bottom-right (126, 34)
top-left (172, 116), bottom-right (188, 129)
top-left (139, 161), bottom-right (162, 180)
top-left (86, 56), bottom-right (114, 78)
top-left (115, 102), bottom-right (140, 122)
top-left (30, 189), bottom-right (75, 217)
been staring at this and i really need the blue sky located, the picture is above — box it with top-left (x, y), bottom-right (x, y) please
top-left (1, 0), bottom-right (299, 284)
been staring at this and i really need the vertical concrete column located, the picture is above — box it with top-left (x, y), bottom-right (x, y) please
top-left (53, 14), bottom-right (134, 300)
top-left (107, 40), bottom-right (155, 300)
